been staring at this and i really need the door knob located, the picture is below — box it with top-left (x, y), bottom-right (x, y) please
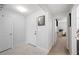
top-left (10, 33), bottom-right (12, 35)
top-left (34, 31), bottom-right (37, 35)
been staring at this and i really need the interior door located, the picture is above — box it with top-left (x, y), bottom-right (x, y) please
top-left (0, 12), bottom-right (13, 52)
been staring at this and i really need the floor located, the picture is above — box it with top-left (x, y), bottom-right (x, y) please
top-left (0, 32), bottom-right (69, 55)
top-left (48, 32), bottom-right (69, 55)
top-left (0, 43), bottom-right (47, 55)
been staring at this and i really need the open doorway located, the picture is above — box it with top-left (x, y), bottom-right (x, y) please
top-left (49, 16), bottom-right (70, 55)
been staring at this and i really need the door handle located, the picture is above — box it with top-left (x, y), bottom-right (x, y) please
top-left (10, 33), bottom-right (12, 35)
top-left (34, 31), bottom-right (37, 35)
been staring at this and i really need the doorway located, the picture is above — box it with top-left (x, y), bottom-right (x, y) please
top-left (49, 17), bottom-right (69, 55)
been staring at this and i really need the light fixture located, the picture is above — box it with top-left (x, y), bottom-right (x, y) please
top-left (16, 6), bottom-right (27, 13)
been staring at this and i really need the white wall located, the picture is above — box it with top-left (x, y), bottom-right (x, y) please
top-left (67, 5), bottom-right (77, 55)
top-left (47, 13), bottom-right (54, 50)
top-left (12, 13), bottom-right (25, 47)
top-left (71, 5), bottom-right (77, 55)
top-left (77, 6), bottom-right (79, 30)
top-left (58, 18), bottom-right (67, 33)
top-left (66, 13), bottom-right (72, 53)
top-left (54, 19), bottom-right (58, 46)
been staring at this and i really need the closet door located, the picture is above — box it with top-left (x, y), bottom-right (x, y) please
top-left (0, 11), bottom-right (13, 52)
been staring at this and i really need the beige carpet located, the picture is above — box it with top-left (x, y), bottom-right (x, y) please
top-left (0, 44), bottom-right (47, 55)
top-left (48, 32), bottom-right (69, 55)
top-left (0, 32), bottom-right (69, 55)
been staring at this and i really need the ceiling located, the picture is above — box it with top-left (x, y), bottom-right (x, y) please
top-left (4, 4), bottom-right (41, 16)
top-left (0, 4), bottom-right (73, 16)
top-left (39, 4), bottom-right (73, 16)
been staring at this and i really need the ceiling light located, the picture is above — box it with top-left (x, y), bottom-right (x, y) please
top-left (16, 6), bottom-right (27, 13)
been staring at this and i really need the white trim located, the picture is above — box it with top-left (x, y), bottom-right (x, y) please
top-left (26, 42), bottom-right (49, 55)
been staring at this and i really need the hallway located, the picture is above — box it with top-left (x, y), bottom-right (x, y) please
top-left (48, 32), bottom-right (69, 55)
top-left (0, 4), bottom-right (76, 55)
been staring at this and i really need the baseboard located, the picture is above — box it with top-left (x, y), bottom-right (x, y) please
top-left (26, 42), bottom-right (49, 55)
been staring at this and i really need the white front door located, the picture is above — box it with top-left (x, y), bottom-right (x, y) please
top-left (36, 16), bottom-right (48, 49)
top-left (0, 13), bottom-right (13, 52)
